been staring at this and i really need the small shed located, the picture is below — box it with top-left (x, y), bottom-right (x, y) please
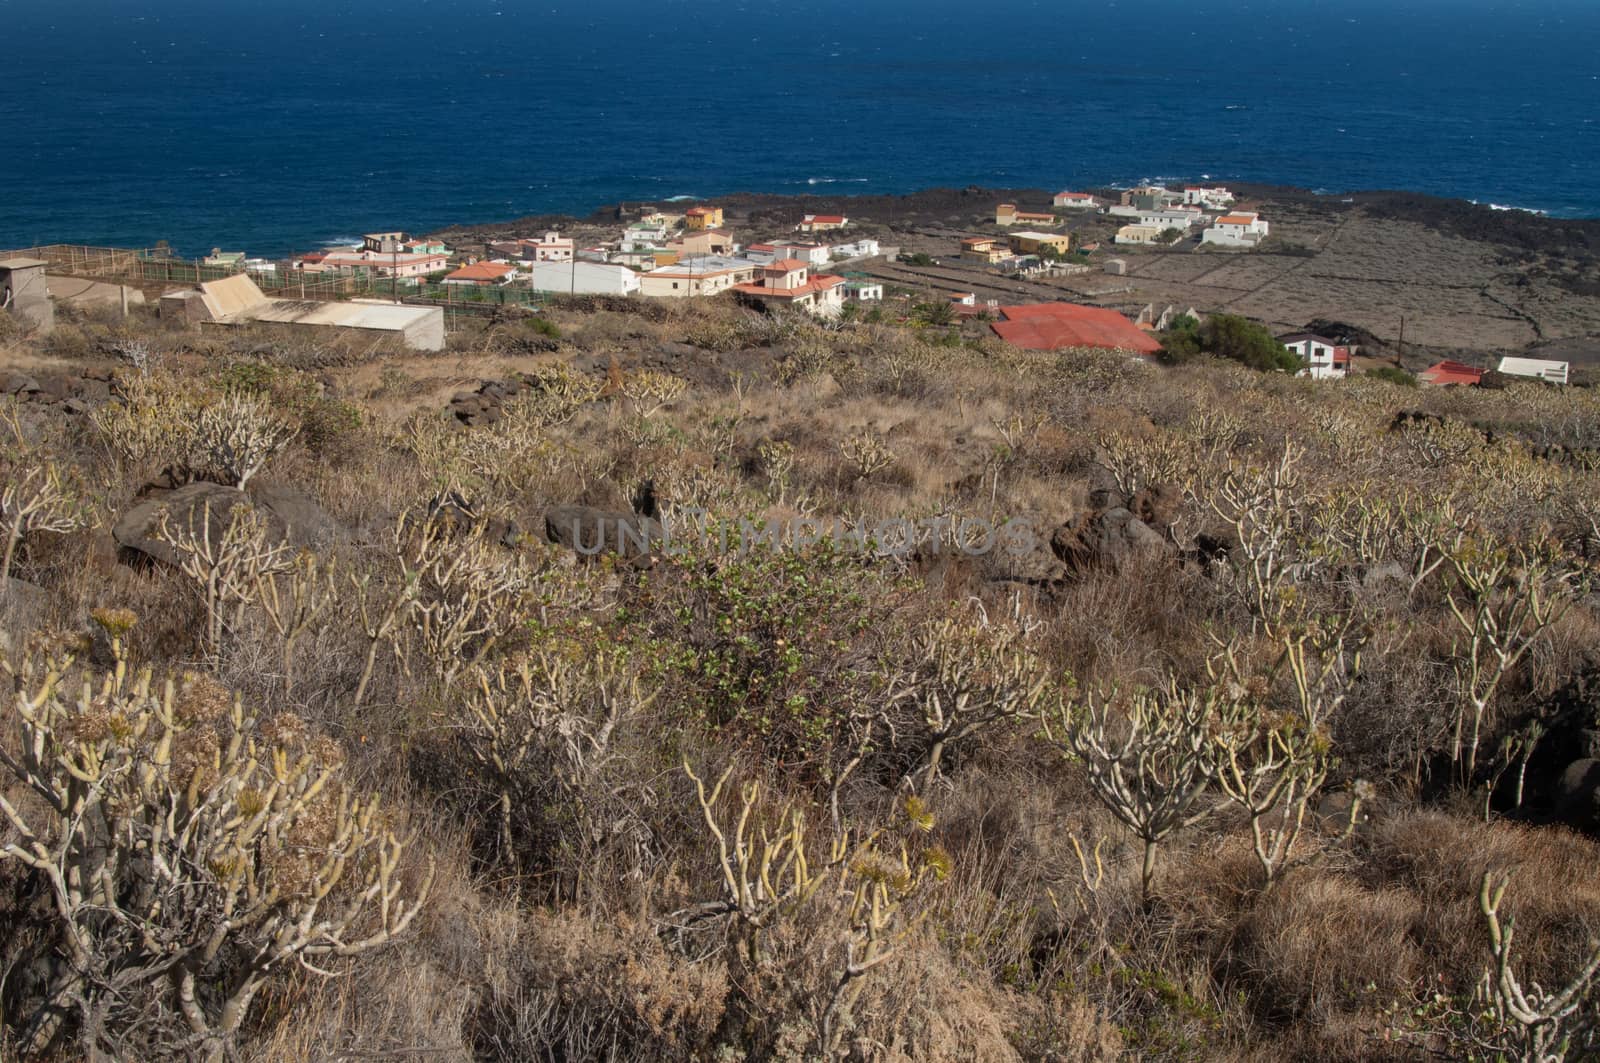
top-left (1104, 258), bottom-right (1127, 276)
top-left (0, 258), bottom-right (54, 334)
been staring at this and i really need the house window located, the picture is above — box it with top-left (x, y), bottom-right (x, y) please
top-left (672, 282), bottom-right (679, 290)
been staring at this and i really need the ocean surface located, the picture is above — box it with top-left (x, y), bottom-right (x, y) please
top-left (2, 0), bottom-right (1598, 257)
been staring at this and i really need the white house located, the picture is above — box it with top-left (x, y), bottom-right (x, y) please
top-left (526, 260), bottom-right (641, 296)
top-left (829, 238), bottom-right (880, 259)
top-left (731, 259), bottom-right (846, 317)
top-left (639, 256), bottom-right (760, 298)
top-left (1280, 333), bottom-right (1353, 379)
top-left (526, 231), bottom-right (575, 262)
top-left (1201, 212), bottom-right (1271, 248)
top-left (769, 241), bottom-right (832, 268)
top-left (1497, 356), bottom-right (1569, 385)
top-left (1107, 206), bottom-right (1201, 229)
top-left (842, 279), bottom-right (883, 302)
top-left (1182, 186), bottom-right (1235, 209)
top-left (1052, 191), bottom-right (1099, 209)
top-left (619, 223), bottom-right (672, 252)
top-left (796, 214), bottom-right (849, 233)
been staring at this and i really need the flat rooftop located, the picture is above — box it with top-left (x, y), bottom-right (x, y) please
top-left (249, 297), bottom-right (439, 331)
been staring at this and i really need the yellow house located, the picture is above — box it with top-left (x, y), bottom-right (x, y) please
top-left (685, 206), bottom-right (724, 231)
top-left (1008, 231), bottom-right (1072, 255)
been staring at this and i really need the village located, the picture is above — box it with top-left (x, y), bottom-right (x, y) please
top-left (0, 180), bottom-right (1580, 386)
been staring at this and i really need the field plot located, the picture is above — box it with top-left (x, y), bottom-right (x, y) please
top-left (1108, 211), bottom-right (1600, 354)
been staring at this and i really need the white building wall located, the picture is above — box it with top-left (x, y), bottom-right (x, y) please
top-left (526, 261), bottom-right (641, 295)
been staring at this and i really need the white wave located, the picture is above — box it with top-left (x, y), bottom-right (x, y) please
top-left (319, 236), bottom-right (363, 247)
top-left (1470, 200), bottom-right (1549, 215)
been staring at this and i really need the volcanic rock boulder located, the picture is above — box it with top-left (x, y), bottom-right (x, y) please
top-left (113, 482), bottom-right (338, 568)
top-left (1555, 759), bottom-right (1600, 832)
top-left (1051, 506), bottom-right (1173, 574)
top-left (544, 505), bottom-right (663, 560)
top-left (426, 491), bottom-right (523, 548)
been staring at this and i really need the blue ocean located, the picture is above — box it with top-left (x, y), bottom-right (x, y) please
top-left (2, 0), bottom-right (1597, 257)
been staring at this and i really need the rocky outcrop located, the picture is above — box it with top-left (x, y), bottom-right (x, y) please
top-left (1051, 507), bottom-right (1172, 573)
top-left (113, 482), bottom-right (338, 568)
top-left (0, 369), bottom-right (113, 413)
top-left (1050, 484), bottom-right (1181, 575)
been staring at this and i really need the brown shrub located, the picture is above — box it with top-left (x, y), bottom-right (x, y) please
top-left (1237, 873), bottom-right (1423, 1022)
top-left (1363, 809), bottom-right (1600, 988)
top-left (474, 909), bottom-right (728, 1062)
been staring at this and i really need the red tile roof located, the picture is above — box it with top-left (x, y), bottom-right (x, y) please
top-left (1217, 213), bottom-right (1258, 226)
top-left (445, 262), bottom-right (515, 283)
top-left (1419, 360), bottom-right (1483, 386)
top-left (732, 275), bottom-right (844, 300)
top-left (766, 258), bottom-right (810, 271)
top-left (991, 303), bottom-right (1162, 355)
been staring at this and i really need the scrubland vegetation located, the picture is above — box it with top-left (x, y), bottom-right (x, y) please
top-left (2, 296), bottom-right (1599, 1061)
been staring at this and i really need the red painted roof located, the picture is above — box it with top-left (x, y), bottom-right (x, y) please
top-left (1419, 360), bottom-right (1483, 386)
top-left (991, 303), bottom-right (1162, 354)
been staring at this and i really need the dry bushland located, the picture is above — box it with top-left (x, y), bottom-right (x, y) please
top-left (1, 296), bottom-right (1599, 1061)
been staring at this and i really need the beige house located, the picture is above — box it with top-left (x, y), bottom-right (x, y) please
top-left (670, 229), bottom-right (736, 257)
top-left (961, 237), bottom-right (1008, 264)
top-left (995, 203), bottom-right (1057, 227)
top-left (639, 256), bottom-right (759, 298)
top-left (1115, 224), bottom-right (1165, 245)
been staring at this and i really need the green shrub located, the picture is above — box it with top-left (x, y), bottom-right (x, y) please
top-left (1366, 365), bottom-right (1418, 387)
top-left (628, 525), bottom-right (905, 779)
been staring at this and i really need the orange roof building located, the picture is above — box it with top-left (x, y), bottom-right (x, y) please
top-left (1418, 360), bottom-right (1484, 387)
top-left (990, 303), bottom-right (1162, 355)
top-left (442, 262), bottom-right (516, 286)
